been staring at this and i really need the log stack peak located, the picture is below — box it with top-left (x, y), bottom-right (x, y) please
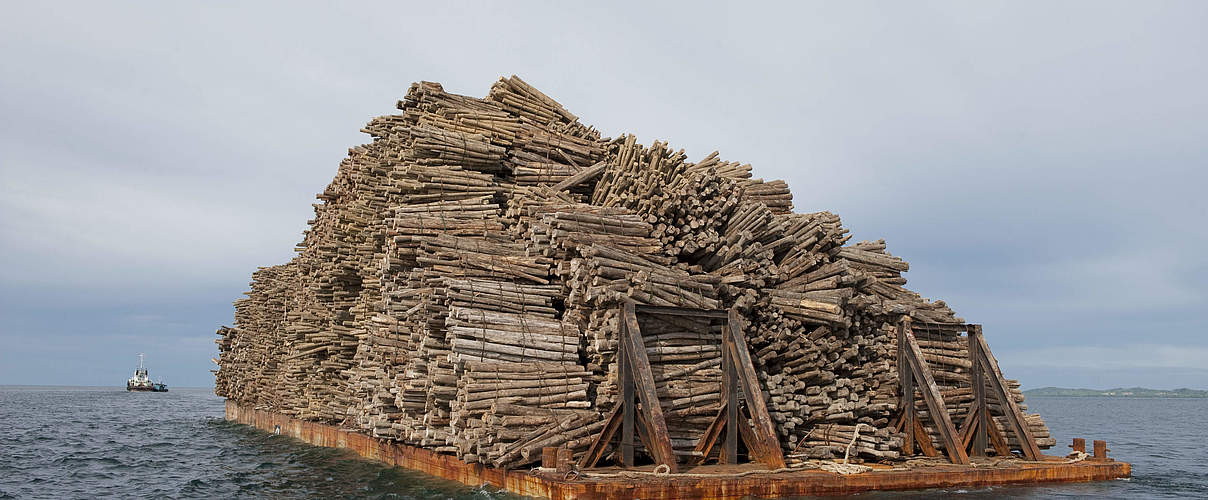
top-left (215, 76), bottom-right (1053, 468)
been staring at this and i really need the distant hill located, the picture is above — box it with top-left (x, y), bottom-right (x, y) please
top-left (1024, 386), bottom-right (1208, 398)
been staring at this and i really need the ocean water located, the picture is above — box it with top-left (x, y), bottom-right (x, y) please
top-left (0, 387), bottom-right (517, 500)
top-left (0, 387), bottom-right (1203, 499)
top-left (844, 396), bottom-right (1208, 499)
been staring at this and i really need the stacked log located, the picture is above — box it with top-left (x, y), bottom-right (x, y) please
top-left (688, 151), bottom-right (793, 213)
top-left (214, 263), bottom-right (298, 408)
top-left (215, 76), bottom-right (1054, 469)
top-left (795, 423), bottom-right (903, 460)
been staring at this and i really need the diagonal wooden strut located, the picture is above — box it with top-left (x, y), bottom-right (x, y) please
top-left (618, 300), bottom-right (678, 471)
top-left (966, 324), bottom-right (1042, 460)
top-left (898, 318), bottom-right (969, 465)
top-left (690, 407), bottom-right (726, 465)
top-left (725, 309), bottom-right (786, 468)
top-left (579, 406), bottom-right (621, 468)
top-left (582, 304), bottom-right (783, 470)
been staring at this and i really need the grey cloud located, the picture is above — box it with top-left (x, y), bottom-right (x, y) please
top-left (1, 1), bottom-right (1205, 388)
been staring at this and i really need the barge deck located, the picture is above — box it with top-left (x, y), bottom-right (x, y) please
top-left (226, 401), bottom-right (1131, 499)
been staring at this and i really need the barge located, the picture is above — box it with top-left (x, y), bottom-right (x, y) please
top-left (226, 400), bottom-right (1130, 499)
top-left (214, 76), bottom-right (1130, 497)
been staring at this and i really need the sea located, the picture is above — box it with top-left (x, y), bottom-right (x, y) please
top-left (0, 387), bottom-right (1203, 499)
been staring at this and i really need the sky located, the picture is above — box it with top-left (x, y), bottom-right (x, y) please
top-left (1, 1), bottom-right (1205, 389)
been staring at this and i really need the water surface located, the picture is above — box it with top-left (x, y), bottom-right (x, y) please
top-left (1, 387), bottom-right (1201, 499)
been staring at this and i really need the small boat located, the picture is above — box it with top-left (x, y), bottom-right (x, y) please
top-left (127, 353), bottom-right (168, 392)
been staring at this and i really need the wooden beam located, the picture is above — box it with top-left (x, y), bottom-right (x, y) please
top-left (726, 309), bottom-right (786, 469)
top-left (969, 325), bottom-right (988, 457)
top-left (736, 405), bottom-right (762, 462)
top-left (622, 300), bottom-right (679, 471)
top-left (898, 323), bottom-right (915, 457)
top-left (691, 408), bottom-right (726, 465)
top-left (957, 408), bottom-right (979, 451)
top-left (912, 417), bottom-right (940, 458)
top-left (579, 406), bottom-right (622, 468)
top-left (970, 325), bottom-right (1042, 460)
top-left (551, 160), bottom-right (607, 191)
top-left (985, 408), bottom-right (1013, 456)
top-left (634, 304), bottom-right (728, 319)
top-left (620, 319), bottom-right (634, 467)
top-left (634, 405), bottom-right (656, 460)
top-left (723, 337), bottom-right (739, 464)
top-left (899, 318), bottom-right (969, 465)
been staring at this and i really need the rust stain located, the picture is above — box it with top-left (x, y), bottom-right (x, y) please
top-left (226, 400), bottom-right (1130, 500)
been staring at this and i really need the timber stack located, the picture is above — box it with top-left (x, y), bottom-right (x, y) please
top-left (215, 76), bottom-right (1054, 470)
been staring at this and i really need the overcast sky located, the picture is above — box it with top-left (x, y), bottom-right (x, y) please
top-left (1, 2), bottom-right (1205, 389)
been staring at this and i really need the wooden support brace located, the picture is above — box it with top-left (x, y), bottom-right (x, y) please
top-left (969, 325), bottom-right (1042, 460)
top-left (691, 408), bottom-right (727, 465)
top-left (620, 320), bottom-right (635, 467)
top-left (726, 309), bottom-right (786, 469)
top-left (723, 337), bottom-right (739, 465)
top-left (968, 325), bottom-right (989, 457)
top-left (912, 416), bottom-right (940, 457)
top-left (736, 405), bottom-right (762, 462)
top-left (579, 406), bottom-right (621, 468)
top-left (899, 318), bottom-right (969, 465)
top-left (621, 300), bottom-right (678, 472)
top-left (986, 409), bottom-right (1012, 456)
top-left (898, 322), bottom-right (915, 457)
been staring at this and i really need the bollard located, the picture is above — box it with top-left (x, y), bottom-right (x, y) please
top-left (556, 447), bottom-right (575, 474)
top-left (542, 447), bottom-right (559, 469)
top-left (1093, 440), bottom-right (1109, 460)
top-left (1070, 438), bottom-right (1085, 454)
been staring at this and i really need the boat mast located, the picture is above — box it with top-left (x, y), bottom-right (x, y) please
top-left (138, 353), bottom-right (144, 370)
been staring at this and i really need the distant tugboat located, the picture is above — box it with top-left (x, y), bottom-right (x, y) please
top-left (127, 353), bottom-right (168, 392)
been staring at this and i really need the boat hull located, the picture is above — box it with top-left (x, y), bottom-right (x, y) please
top-left (127, 384), bottom-right (168, 392)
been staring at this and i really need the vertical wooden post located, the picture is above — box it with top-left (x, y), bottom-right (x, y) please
top-left (726, 309), bottom-right (786, 469)
top-left (969, 324), bottom-right (988, 456)
top-left (900, 317), bottom-right (969, 465)
top-left (970, 326), bottom-right (1042, 461)
top-left (723, 322), bottom-right (738, 464)
top-left (619, 316), bottom-right (634, 467)
top-left (542, 447), bottom-right (559, 469)
top-left (898, 319), bottom-right (915, 457)
top-left (556, 448), bottom-right (574, 474)
top-left (621, 301), bottom-right (679, 472)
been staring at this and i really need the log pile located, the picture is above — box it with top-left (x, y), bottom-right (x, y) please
top-left (215, 76), bottom-right (1053, 469)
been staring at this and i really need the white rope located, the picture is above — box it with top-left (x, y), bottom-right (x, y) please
top-left (1066, 451), bottom-right (1089, 463)
top-left (841, 423), bottom-right (865, 464)
top-left (818, 461), bottom-right (871, 475)
top-left (817, 423), bottom-right (872, 475)
top-left (570, 466), bottom-right (800, 479)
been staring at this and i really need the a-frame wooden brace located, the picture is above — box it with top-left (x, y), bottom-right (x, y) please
top-left (957, 324), bottom-right (1042, 460)
top-left (690, 310), bottom-right (786, 467)
top-left (580, 303), bottom-right (784, 470)
top-left (896, 317), bottom-right (970, 465)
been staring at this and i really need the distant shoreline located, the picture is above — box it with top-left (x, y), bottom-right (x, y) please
top-left (1025, 386), bottom-right (1208, 398)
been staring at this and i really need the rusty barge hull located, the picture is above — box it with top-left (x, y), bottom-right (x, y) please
top-left (226, 401), bottom-right (1130, 499)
